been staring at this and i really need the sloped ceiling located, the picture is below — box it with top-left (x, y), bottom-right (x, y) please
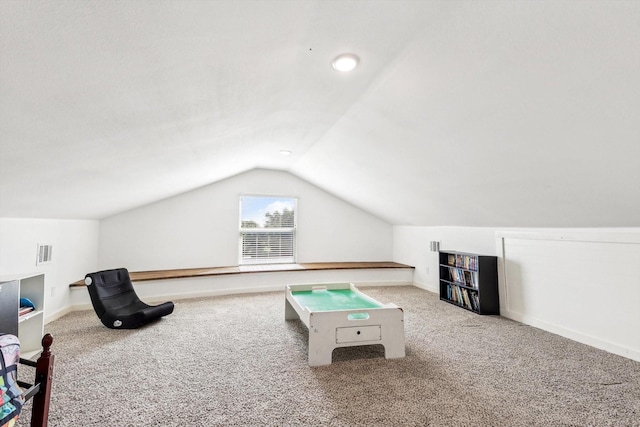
top-left (1, 1), bottom-right (639, 226)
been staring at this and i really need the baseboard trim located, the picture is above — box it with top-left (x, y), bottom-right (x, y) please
top-left (45, 305), bottom-right (78, 324)
top-left (412, 280), bottom-right (438, 294)
top-left (503, 309), bottom-right (640, 362)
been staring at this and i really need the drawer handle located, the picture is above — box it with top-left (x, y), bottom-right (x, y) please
top-left (347, 312), bottom-right (370, 320)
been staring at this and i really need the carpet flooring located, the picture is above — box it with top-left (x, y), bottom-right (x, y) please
top-left (16, 286), bottom-right (640, 426)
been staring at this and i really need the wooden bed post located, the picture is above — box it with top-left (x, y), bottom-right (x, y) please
top-left (30, 333), bottom-right (54, 427)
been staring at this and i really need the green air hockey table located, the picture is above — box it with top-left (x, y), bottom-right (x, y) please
top-left (285, 283), bottom-right (405, 366)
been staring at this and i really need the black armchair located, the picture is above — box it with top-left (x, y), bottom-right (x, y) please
top-left (84, 268), bottom-right (174, 329)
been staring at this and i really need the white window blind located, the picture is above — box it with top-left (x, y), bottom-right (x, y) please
top-left (239, 196), bottom-right (296, 264)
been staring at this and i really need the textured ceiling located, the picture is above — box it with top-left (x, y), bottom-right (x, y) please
top-left (1, 0), bottom-right (639, 226)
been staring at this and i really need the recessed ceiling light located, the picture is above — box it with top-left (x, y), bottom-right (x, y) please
top-left (280, 150), bottom-right (292, 156)
top-left (332, 53), bottom-right (359, 72)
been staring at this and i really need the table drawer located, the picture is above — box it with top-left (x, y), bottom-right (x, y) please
top-left (336, 325), bottom-right (381, 343)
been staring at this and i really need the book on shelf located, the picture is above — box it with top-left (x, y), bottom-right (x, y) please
top-left (461, 288), bottom-right (470, 308)
top-left (449, 253), bottom-right (478, 270)
top-left (448, 284), bottom-right (462, 304)
top-left (463, 270), bottom-right (472, 286)
top-left (19, 306), bottom-right (34, 316)
top-left (449, 268), bottom-right (463, 284)
top-left (442, 283), bottom-right (478, 311)
top-left (467, 289), bottom-right (479, 311)
top-left (448, 267), bottom-right (478, 288)
top-left (471, 293), bottom-right (479, 311)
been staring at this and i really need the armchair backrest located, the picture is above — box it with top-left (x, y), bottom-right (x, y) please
top-left (85, 268), bottom-right (142, 318)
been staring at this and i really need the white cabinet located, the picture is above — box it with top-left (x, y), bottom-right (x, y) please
top-left (0, 273), bottom-right (45, 358)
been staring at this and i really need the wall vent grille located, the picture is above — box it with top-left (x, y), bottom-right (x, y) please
top-left (36, 244), bottom-right (53, 265)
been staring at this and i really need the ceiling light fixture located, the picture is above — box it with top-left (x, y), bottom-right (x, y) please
top-left (332, 53), bottom-right (359, 72)
top-left (280, 150), bottom-right (292, 156)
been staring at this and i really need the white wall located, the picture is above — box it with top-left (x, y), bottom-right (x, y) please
top-left (497, 230), bottom-right (640, 362)
top-left (393, 226), bottom-right (640, 361)
top-left (393, 226), bottom-right (497, 292)
top-left (99, 169), bottom-right (393, 270)
top-left (0, 218), bottom-right (99, 322)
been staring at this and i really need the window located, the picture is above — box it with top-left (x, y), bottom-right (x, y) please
top-left (239, 196), bottom-right (297, 264)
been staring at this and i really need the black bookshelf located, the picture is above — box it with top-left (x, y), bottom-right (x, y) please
top-left (439, 251), bottom-right (499, 315)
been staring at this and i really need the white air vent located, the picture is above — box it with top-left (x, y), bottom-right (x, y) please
top-left (36, 243), bottom-right (53, 265)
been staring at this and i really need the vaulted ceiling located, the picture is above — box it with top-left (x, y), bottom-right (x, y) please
top-left (1, 1), bottom-right (638, 226)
